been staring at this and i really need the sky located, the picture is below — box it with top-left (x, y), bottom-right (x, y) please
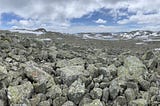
top-left (0, 0), bottom-right (160, 33)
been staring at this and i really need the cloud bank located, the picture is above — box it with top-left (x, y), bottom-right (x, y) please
top-left (0, 0), bottom-right (160, 33)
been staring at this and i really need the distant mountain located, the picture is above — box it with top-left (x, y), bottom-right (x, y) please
top-left (76, 30), bottom-right (160, 41)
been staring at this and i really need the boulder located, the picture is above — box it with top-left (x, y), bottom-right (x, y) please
top-left (24, 61), bottom-right (55, 88)
top-left (129, 99), bottom-right (147, 106)
top-left (68, 79), bottom-right (85, 104)
top-left (7, 81), bottom-right (33, 104)
top-left (113, 96), bottom-right (127, 106)
top-left (0, 64), bottom-right (8, 80)
top-left (109, 79), bottom-right (120, 100)
top-left (83, 99), bottom-right (104, 106)
top-left (90, 88), bottom-right (102, 99)
top-left (121, 56), bottom-right (147, 80)
top-left (46, 85), bottom-right (62, 99)
top-left (62, 101), bottom-right (76, 106)
top-left (57, 66), bottom-right (85, 86)
top-left (125, 88), bottom-right (136, 102)
top-left (52, 96), bottom-right (67, 106)
top-left (56, 58), bottom-right (85, 68)
top-left (102, 87), bottom-right (109, 103)
top-left (39, 100), bottom-right (51, 106)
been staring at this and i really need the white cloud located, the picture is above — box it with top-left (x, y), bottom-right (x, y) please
top-left (0, 0), bottom-right (160, 32)
top-left (95, 19), bottom-right (107, 24)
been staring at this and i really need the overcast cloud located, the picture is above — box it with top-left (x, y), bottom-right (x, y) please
top-left (0, 0), bottom-right (160, 33)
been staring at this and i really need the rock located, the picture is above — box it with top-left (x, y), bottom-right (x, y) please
top-left (46, 85), bottom-right (62, 99)
top-left (52, 96), bottom-right (67, 106)
top-left (98, 67), bottom-right (110, 77)
top-left (0, 64), bottom-right (8, 80)
top-left (109, 79), bottom-right (120, 100)
top-left (138, 79), bottom-right (150, 91)
top-left (39, 100), bottom-right (51, 106)
top-left (87, 64), bottom-right (98, 78)
top-left (79, 98), bottom-right (92, 106)
top-left (142, 50), bottom-right (154, 60)
top-left (113, 96), bottom-right (127, 106)
top-left (83, 99), bottom-right (104, 106)
top-left (0, 99), bottom-right (5, 106)
top-left (125, 88), bottom-right (136, 102)
top-left (56, 58), bottom-right (85, 68)
top-left (34, 82), bottom-right (47, 94)
top-left (148, 58), bottom-right (158, 70)
top-left (107, 64), bottom-right (117, 78)
top-left (8, 81), bottom-right (33, 104)
top-left (62, 101), bottom-right (76, 106)
top-left (102, 87), bottom-right (109, 103)
top-left (24, 61), bottom-right (55, 88)
top-left (68, 79), bottom-right (85, 104)
top-left (90, 88), bottom-right (102, 99)
top-left (123, 56), bottom-right (147, 80)
top-left (57, 66), bottom-right (85, 86)
top-left (129, 99), bottom-right (148, 106)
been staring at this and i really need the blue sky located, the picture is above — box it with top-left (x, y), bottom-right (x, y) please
top-left (0, 0), bottom-right (160, 33)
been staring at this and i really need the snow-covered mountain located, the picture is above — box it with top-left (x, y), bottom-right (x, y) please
top-left (76, 30), bottom-right (160, 41)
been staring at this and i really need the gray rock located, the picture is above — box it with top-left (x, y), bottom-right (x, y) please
top-left (90, 87), bottom-right (102, 99)
top-left (102, 87), bottom-right (109, 103)
top-left (123, 56), bottom-right (147, 80)
top-left (107, 64), bottom-right (117, 78)
top-left (46, 85), bottom-right (62, 99)
top-left (57, 66), bottom-right (85, 86)
top-left (109, 79), bottom-right (120, 100)
top-left (142, 50), bottom-right (154, 60)
top-left (24, 61), bottom-right (55, 88)
top-left (52, 96), bottom-right (67, 106)
top-left (129, 99), bottom-right (148, 106)
top-left (125, 88), bottom-right (136, 102)
top-left (0, 64), bottom-right (8, 80)
top-left (62, 101), bottom-right (76, 106)
top-left (83, 99), bottom-right (104, 106)
top-left (113, 96), bottom-right (127, 106)
top-left (138, 79), bottom-right (150, 91)
top-left (68, 79), bottom-right (85, 104)
top-left (0, 99), bottom-right (5, 106)
top-left (8, 81), bottom-right (33, 104)
top-left (98, 67), bottom-right (110, 77)
top-left (39, 100), bottom-right (51, 106)
top-left (34, 82), bottom-right (47, 94)
top-left (56, 58), bottom-right (85, 68)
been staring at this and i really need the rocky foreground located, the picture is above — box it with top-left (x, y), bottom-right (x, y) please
top-left (0, 31), bottom-right (160, 106)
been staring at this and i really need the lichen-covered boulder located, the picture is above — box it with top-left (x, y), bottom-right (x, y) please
top-left (83, 99), bottom-right (104, 106)
top-left (24, 61), bottom-right (55, 88)
top-left (57, 66), bottom-right (85, 86)
top-left (8, 81), bottom-right (33, 104)
top-left (90, 88), bottom-right (102, 99)
top-left (68, 79), bottom-right (85, 104)
top-left (0, 64), bottom-right (8, 80)
top-left (62, 101), bottom-right (76, 106)
top-left (129, 99), bottom-right (147, 106)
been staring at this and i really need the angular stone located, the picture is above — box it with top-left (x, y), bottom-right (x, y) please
top-left (24, 61), bottom-right (55, 88)
top-left (62, 101), bottom-right (76, 106)
top-left (46, 85), bottom-right (62, 99)
top-left (0, 64), bottom-right (8, 80)
top-left (8, 81), bottom-right (33, 104)
top-left (83, 99), bottom-right (104, 106)
top-left (98, 67), bottom-right (110, 77)
top-left (113, 96), bottom-right (127, 106)
top-left (68, 79), bottom-right (85, 104)
top-left (102, 87), bottom-right (109, 103)
top-left (57, 66), bottom-right (85, 86)
top-left (39, 100), bottom-right (51, 106)
top-left (125, 88), bottom-right (136, 102)
top-left (90, 88), bottom-right (102, 99)
top-left (109, 79), bottom-right (120, 100)
top-left (52, 96), bottom-right (67, 106)
top-left (129, 99), bottom-right (147, 106)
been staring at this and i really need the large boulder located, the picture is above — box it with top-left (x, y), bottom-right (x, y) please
top-left (56, 58), bottom-right (85, 68)
top-left (129, 99), bottom-right (147, 106)
top-left (0, 64), bottom-right (8, 80)
top-left (24, 61), bottom-right (55, 88)
top-left (68, 79), bottom-right (85, 105)
top-left (90, 88), bottom-right (102, 99)
top-left (83, 99), bottom-right (104, 106)
top-left (57, 66), bottom-right (85, 86)
top-left (118, 56), bottom-right (147, 80)
top-left (7, 81), bottom-right (33, 104)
